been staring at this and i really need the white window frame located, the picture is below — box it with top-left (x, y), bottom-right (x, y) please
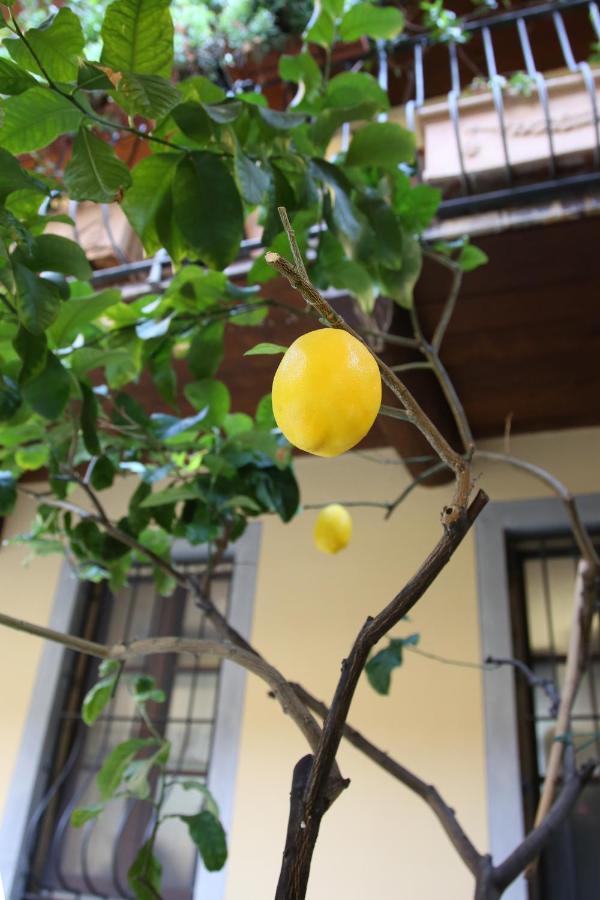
top-left (474, 493), bottom-right (600, 900)
top-left (0, 523), bottom-right (261, 900)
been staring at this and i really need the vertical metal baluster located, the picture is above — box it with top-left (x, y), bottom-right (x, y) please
top-left (516, 16), bottom-right (557, 177)
top-left (482, 25), bottom-right (512, 185)
top-left (591, 1), bottom-right (600, 40)
top-left (447, 40), bottom-right (470, 195)
top-left (553, 9), bottom-right (600, 167)
top-left (405, 41), bottom-right (424, 179)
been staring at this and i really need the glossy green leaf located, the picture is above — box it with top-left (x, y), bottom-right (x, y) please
top-left (121, 153), bottom-right (182, 256)
top-left (184, 379), bottom-right (230, 428)
top-left (0, 149), bottom-right (47, 201)
top-left (91, 455), bottom-right (116, 490)
top-left (392, 176), bottom-right (441, 233)
top-left (244, 342), bottom-right (287, 357)
top-left (188, 321), bottom-right (224, 379)
top-left (5, 8), bottom-right (85, 82)
top-left (127, 840), bottom-right (162, 900)
top-left (305, 8), bottom-right (335, 47)
top-left (223, 412), bottom-right (253, 437)
top-left (255, 393), bottom-right (276, 430)
top-left (321, 259), bottom-right (375, 312)
top-left (234, 149), bottom-right (271, 206)
top-left (115, 73), bottom-right (181, 119)
top-left (22, 352), bottom-right (71, 419)
top-left (179, 75), bottom-right (225, 104)
top-left (0, 57), bottom-right (37, 95)
top-left (64, 127), bottom-right (132, 203)
top-left (71, 803), bottom-right (105, 828)
top-left (203, 100), bottom-right (242, 124)
top-left (172, 153), bottom-right (244, 271)
top-left (171, 101), bottom-right (212, 144)
top-left (311, 159), bottom-right (365, 246)
top-left (181, 810), bottom-right (227, 872)
top-left (0, 470), bottom-right (17, 515)
top-left (0, 377), bottom-right (21, 422)
top-left (13, 263), bottom-right (60, 334)
top-left (97, 737), bottom-right (158, 800)
top-left (458, 243), bottom-right (488, 272)
top-left (15, 442), bottom-right (49, 471)
top-left (0, 88), bottom-right (82, 154)
top-left (139, 484), bottom-right (203, 508)
top-left (365, 634), bottom-right (419, 695)
top-left (48, 288), bottom-right (121, 348)
top-left (14, 234), bottom-right (92, 280)
top-left (257, 107), bottom-right (307, 131)
top-left (279, 52), bottom-right (322, 99)
top-left (310, 100), bottom-right (378, 151)
top-left (346, 122), bottom-right (415, 168)
top-left (339, 2), bottom-right (405, 41)
top-left (325, 72), bottom-right (389, 111)
top-left (82, 672), bottom-right (118, 725)
top-left (379, 234), bottom-right (422, 309)
top-left (13, 327), bottom-right (47, 384)
top-left (101, 0), bottom-right (174, 78)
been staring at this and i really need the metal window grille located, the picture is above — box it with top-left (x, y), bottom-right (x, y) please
top-left (20, 561), bottom-right (232, 900)
top-left (507, 534), bottom-right (600, 900)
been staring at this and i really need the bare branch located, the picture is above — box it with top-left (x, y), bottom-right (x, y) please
top-left (431, 265), bottom-right (464, 352)
top-left (390, 361), bottom-right (432, 374)
top-left (278, 206), bottom-right (309, 281)
top-left (291, 682), bottom-right (483, 876)
top-left (493, 761), bottom-right (596, 892)
top-left (0, 610), bottom-right (107, 659)
top-left (385, 461), bottom-right (447, 520)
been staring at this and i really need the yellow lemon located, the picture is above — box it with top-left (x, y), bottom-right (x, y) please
top-left (314, 504), bottom-right (352, 554)
top-left (272, 329), bottom-right (381, 457)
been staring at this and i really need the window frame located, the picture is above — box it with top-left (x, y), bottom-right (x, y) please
top-left (474, 493), bottom-right (600, 900)
top-left (0, 523), bottom-right (261, 900)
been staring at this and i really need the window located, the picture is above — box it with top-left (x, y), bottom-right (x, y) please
top-left (0, 526), bottom-right (260, 900)
top-left (508, 535), bottom-right (600, 900)
top-left (476, 495), bottom-right (600, 900)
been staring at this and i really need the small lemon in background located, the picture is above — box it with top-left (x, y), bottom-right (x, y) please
top-left (314, 504), bottom-right (352, 554)
top-left (272, 328), bottom-right (381, 457)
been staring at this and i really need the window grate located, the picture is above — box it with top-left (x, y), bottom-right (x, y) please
top-left (22, 563), bottom-right (232, 900)
top-left (508, 533), bottom-right (600, 900)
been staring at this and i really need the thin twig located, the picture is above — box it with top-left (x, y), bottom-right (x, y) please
top-left (390, 361), bottom-right (433, 373)
top-left (385, 461), bottom-right (447, 520)
top-left (431, 265), bottom-right (464, 352)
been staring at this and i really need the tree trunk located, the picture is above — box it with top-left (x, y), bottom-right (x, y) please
top-left (474, 856), bottom-right (502, 900)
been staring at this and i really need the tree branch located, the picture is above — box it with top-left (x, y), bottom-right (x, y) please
top-left (291, 682), bottom-right (483, 876)
top-left (274, 488), bottom-right (488, 898)
top-left (493, 761), bottom-right (596, 892)
top-left (431, 265), bottom-right (464, 352)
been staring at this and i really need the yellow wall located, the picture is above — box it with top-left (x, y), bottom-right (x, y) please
top-left (1, 427), bottom-right (600, 898)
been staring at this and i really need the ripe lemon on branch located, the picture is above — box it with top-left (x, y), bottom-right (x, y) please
top-left (271, 329), bottom-right (381, 457)
top-left (314, 504), bottom-right (352, 554)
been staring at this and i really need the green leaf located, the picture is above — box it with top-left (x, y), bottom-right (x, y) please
top-left (13, 263), bottom-right (60, 334)
top-left (255, 393), bottom-right (276, 430)
top-left (339, 2), bottom-right (405, 41)
top-left (392, 176), bottom-right (441, 233)
top-left (310, 100), bottom-right (378, 151)
top-left (121, 153), bottom-right (182, 256)
top-left (311, 159), bottom-right (365, 246)
top-left (15, 442), bottom-right (49, 471)
top-left (180, 781), bottom-right (220, 817)
top-left (203, 100), bottom-right (242, 124)
top-left (127, 840), bottom-right (162, 900)
top-left (97, 737), bottom-right (158, 800)
top-left (0, 57), bottom-right (37, 95)
top-left (5, 8), bottom-right (85, 82)
top-left (244, 342), bottom-right (287, 357)
top-left (181, 810), bottom-right (227, 872)
top-left (82, 673), bottom-right (117, 725)
top-left (139, 484), bottom-right (203, 508)
top-left (321, 259), bottom-right (375, 312)
top-left (64, 127), bottom-right (132, 203)
top-left (71, 803), bottom-right (105, 828)
top-left (14, 234), bottom-right (92, 280)
top-left (0, 470), bottom-right (17, 516)
top-left (115, 73), bottom-right (180, 119)
top-left (346, 122), bottom-right (415, 168)
top-left (101, 0), bottom-right (174, 78)
top-left (234, 149), bottom-right (271, 206)
top-left (91, 455), bottom-right (116, 491)
top-left (13, 327), bottom-right (47, 384)
top-left (0, 87), bottom-right (83, 154)
top-left (257, 107), bottom-right (307, 131)
top-left (223, 412), bottom-right (253, 437)
top-left (0, 149), bottom-right (47, 201)
top-left (48, 288), bottom-right (121, 348)
top-left (458, 243), bottom-right (488, 272)
top-left (184, 379), bottom-right (230, 428)
top-left (279, 52), bottom-right (322, 100)
top-left (380, 234), bottom-right (423, 309)
top-left (131, 674), bottom-right (165, 705)
top-left (188, 321), bottom-right (224, 379)
top-left (366, 634), bottom-right (419, 695)
top-left (172, 153), bottom-right (244, 271)
top-left (356, 196), bottom-right (403, 269)
top-left (22, 352), bottom-right (71, 419)
top-left (180, 75), bottom-right (226, 105)
top-left (171, 101), bottom-right (212, 144)
top-left (80, 381), bottom-right (101, 455)
top-left (325, 72), bottom-right (389, 111)
top-left (0, 376), bottom-right (21, 422)
top-left (305, 8), bottom-right (335, 47)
